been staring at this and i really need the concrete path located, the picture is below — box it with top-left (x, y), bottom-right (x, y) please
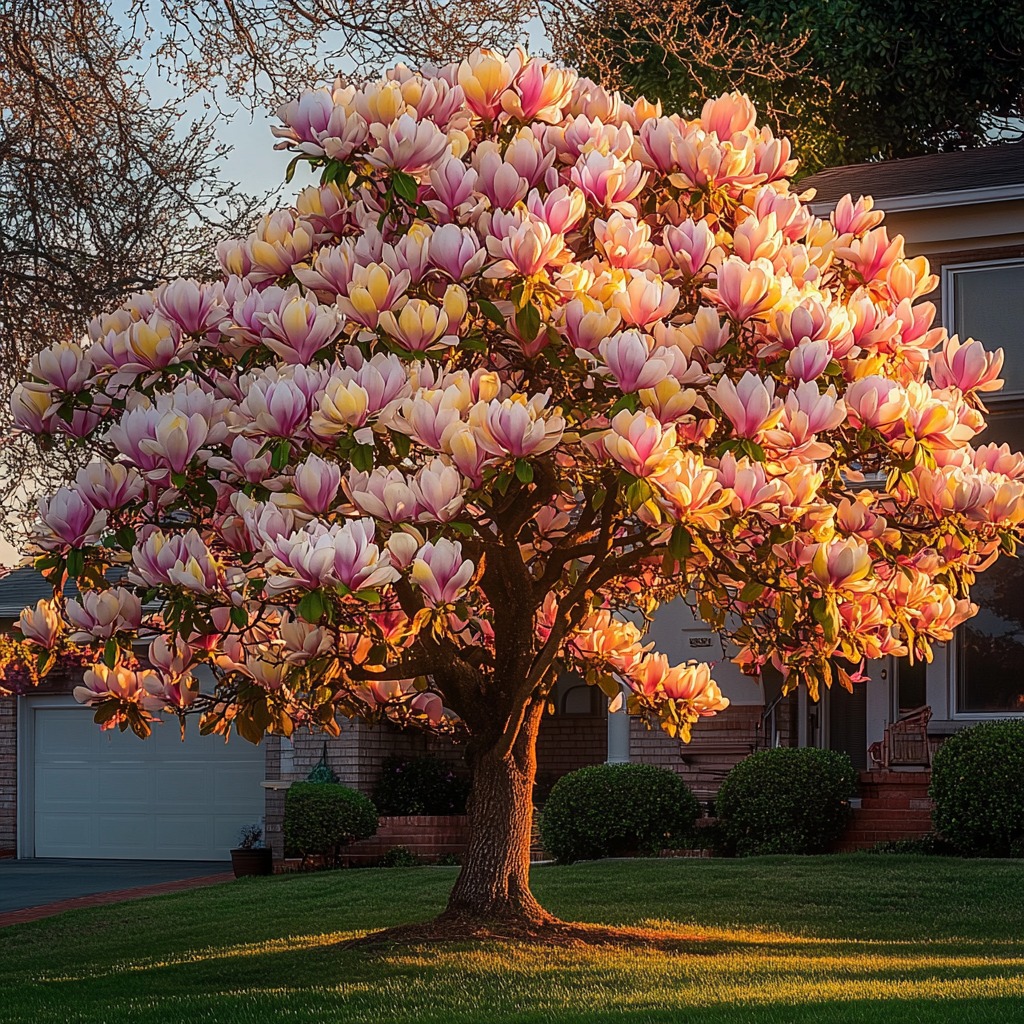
top-left (0, 859), bottom-right (233, 926)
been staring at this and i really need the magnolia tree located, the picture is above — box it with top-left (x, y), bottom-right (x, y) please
top-left (10, 47), bottom-right (1024, 931)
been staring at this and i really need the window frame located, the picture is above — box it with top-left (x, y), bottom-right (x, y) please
top-left (943, 255), bottom-right (1024, 717)
top-left (941, 256), bottom-right (1024, 404)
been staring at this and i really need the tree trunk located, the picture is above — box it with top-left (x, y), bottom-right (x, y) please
top-left (442, 699), bottom-right (554, 928)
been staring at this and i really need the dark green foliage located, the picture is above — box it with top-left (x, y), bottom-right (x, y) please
top-left (372, 756), bottom-right (470, 816)
top-left (377, 846), bottom-right (421, 868)
top-left (598, 0), bottom-right (1024, 174)
top-left (867, 833), bottom-right (960, 856)
top-left (715, 748), bottom-right (857, 856)
top-left (283, 782), bottom-right (378, 865)
top-left (539, 763), bottom-right (701, 863)
top-left (930, 719), bottom-right (1024, 857)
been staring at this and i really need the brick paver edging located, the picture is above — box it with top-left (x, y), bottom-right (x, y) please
top-left (0, 872), bottom-right (234, 928)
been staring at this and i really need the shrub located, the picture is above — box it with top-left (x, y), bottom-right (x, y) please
top-left (930, 719), bottom-right (1024, 857)
top-left (283, 782), bottom-right (378, 865)
top-left (372, 756), bottom-right (470, 816)
top-left (867, 833), bottom-right (959, 856)
top-left (715, 748), bottom-right (857, 856)
top-left (378, 846), bottom-right (421, 868)
top-left (539, 763), bottom-right (701, 863)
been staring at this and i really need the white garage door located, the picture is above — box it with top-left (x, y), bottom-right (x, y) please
top-left (31, 704), bottom-right (266, 860)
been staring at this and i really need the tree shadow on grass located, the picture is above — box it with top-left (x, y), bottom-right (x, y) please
top-left (21, 926), bottom-right (1024, 1024)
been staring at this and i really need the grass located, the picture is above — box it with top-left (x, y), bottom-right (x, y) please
top-left (2, 855), bottom-right (1024, 1023)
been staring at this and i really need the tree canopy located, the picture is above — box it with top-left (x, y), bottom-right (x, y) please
top-left (8, 46), bottom-right (1024, 931)
top-left (560, 0), bottom-right (1024, 174)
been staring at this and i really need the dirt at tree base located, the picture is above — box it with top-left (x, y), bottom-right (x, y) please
top-left (341, 912), bottom-right (709, 951)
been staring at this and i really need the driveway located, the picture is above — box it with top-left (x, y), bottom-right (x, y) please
top-left (0, 859), bottom-right (229, 914)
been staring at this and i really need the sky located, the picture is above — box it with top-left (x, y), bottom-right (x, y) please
top-left (1, 9), bottom-right (550, 569)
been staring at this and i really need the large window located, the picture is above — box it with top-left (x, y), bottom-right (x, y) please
top-left (944, 259), bottom-right (1024, 716)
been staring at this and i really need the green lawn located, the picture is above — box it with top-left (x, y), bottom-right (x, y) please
top-left (3, 855), bottom-right (1023, 1023)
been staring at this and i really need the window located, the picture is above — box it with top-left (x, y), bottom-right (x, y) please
top-left (944, 259), bottom-right (1024, 395)
top-left (944, 260), bottom-right (1024, 715)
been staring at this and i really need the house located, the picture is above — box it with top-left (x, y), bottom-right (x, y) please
top-left (2, 143), bottom-right (1022, 861)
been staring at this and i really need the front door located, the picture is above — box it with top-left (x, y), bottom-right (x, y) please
top-left (803, 659), bottom-right (891, 771)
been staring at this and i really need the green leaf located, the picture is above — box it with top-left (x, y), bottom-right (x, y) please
top-left (170, 472), bottom-right (188, 489)
top-left (114, 526), bottom-right (136, 550)
top-left (271, 439), bottom-right (291, 471)
top-left (351, 443), bottom-right (374, 472)
top-left (477, 299), bottom-right (506, 327)
top-left (515, 459), bottom-right (534, 484)
top-left (284, 155), bottom-right (303, 184)
top-left (66, 549), bottom-right (85, 578)
top-left (610, 393), bottom-right (640, 416)
top-left (391, 171), bottom-right (419, 202)
top-left (515, 302), bottom-right (541, 340)
top-left (297, 590), bottom-right (325, 623)
top-left (668, 525), bottom-right (691, 561)
top-left (229, 605), bottom-right (249, 629)
top-left (391, 431), bottom-right (411, 459)
top-left (352, 588), bottom-right (381, 603)
top-left (103, 639), bottom-right (119, 669)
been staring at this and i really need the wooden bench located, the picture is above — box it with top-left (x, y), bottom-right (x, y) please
top-left (869, 705), bottom-right (932, 769)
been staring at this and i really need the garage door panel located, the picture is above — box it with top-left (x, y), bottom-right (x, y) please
top-left (31, 706), bottom-right (265, 860)
top-left (36, 766), bottom-right (97, 803)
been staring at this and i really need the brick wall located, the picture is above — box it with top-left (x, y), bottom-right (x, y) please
top-left (263, 718), bottom-right (467, 857)
top-left (835, 770), bottom-right (934, 850)
top-left (630, 704), bottom-right (764, 803)
top-left (535, 707), bottom-right (607, 800)
top-left (0, 698), bottom-right (15, 856)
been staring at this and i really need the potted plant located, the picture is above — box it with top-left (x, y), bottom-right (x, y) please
top-left (230, 823), bottom-right (273, 877)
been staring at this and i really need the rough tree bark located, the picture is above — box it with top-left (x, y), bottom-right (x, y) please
top-left (441, 698), bottom-right (554, 929)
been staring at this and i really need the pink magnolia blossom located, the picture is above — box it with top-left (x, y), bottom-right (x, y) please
top-left (611, 271), bottom-right (680, 328)
top-left (526, 185), bottom-right (586, 234)
top-left (570, 150), bottom-right (648, 217)
top-left (471, 394), bottom-right (566, 458)
top-left (428, 224), bottom-right (486, 280)
top-left (10, 383), bottom-right (57, 433)
top-left (707, 372), bottom-right (782, 438)
top-left (378, 299), bottom-right (452, 351)
top-left (66, 587), bottom-right (143, 641)
top-left (292, 454), bottom-right (342, 514)
top-left (930, 335), bottom-right (1004, 394)
top-left (502, 56), bottom-right (575, 123)
top-left (256, 287), bottom-right (342, 364)
top-left (663, 220), bottom-right (719, 278)
top-left (603, 409), bottom-right (678, 477)
top-left (809, 537), bottom-right (872, 589)
top-left (73, 665), bottom-right (153, 711)
top-left (74, 462), bottom-right (145, 510)
top-left (347, 467), bottom-right (423, 522)
top-left (705, 256), bottom-right (782, 321)
top-left (131, 529), bottom-right (223, 594)
top-left (457, 48), bottom-right (515, 119)
top-left (30, 341), bottom-right (91, 392)
top-left (35, 487), bottom-right (107, 549)
top-left (18, 600), bottom-right (62, 649)
top-left (411, 538), bottom-right (474, 606)
top-left (845, 376), bottom-right (910, 432)
top-left (155, 279), bottom-right (229, 335)
top-left (367, 113), bottom-right (450, 175)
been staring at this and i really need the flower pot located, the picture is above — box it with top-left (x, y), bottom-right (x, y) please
top-left (230, 847), bottom-right (273, 877)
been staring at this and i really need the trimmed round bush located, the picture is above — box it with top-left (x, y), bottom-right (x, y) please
top-left (930, 719), bottom-right (1024, 857)
top-left (539, 763), bottom-right (701, 863)
top-left (715, 748), bottom-right (857, 856)
top-left (372, 755), bottom-right (470, 815)
top-left (283, 782), bottom-right (378, 865)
